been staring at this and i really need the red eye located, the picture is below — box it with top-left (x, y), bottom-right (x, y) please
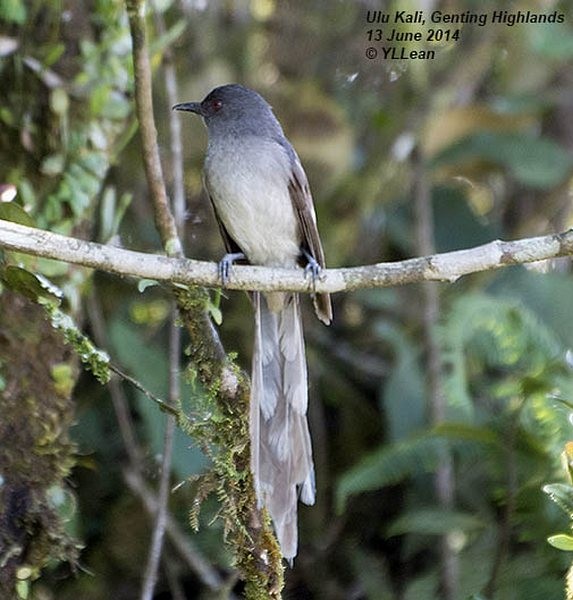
top-left (211, 99), bottom-right (222, 111)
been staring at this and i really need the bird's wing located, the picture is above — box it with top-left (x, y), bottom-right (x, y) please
top-left (288, 156), bottom-right (333, 325)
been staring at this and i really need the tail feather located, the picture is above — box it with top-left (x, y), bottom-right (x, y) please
top-left (251, 292), bottom-right (315, 560)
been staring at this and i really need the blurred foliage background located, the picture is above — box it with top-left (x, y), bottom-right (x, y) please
top-left (2, 0), bottom-right (573, 598)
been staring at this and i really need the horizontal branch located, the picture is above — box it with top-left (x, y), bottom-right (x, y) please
top-left (1, 219), bottom-right (572, 293)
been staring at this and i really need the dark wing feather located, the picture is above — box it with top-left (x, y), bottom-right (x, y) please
top-left (288, 157), bottom-right (333, 325)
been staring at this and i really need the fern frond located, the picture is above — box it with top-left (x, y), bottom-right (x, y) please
top-left (439, 293), bottom-right (563, 419)
top-left (337, 435), bottom-right (447, 511)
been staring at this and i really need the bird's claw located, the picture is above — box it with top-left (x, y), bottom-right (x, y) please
top-left (218, 252), bottom-right (245, 286)
top-left (303, 250), bottom-right (322, 293)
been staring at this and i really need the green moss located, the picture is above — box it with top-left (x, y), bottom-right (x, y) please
top-left (175, 288), bottom-right (285, 598)
top-left (0, 291), bottom-right (80, 596)
top-left (40, 299), bottom-right (111, 384)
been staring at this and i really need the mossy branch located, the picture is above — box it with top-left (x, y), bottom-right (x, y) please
top-left (124, 0), bottom-right (284, 596)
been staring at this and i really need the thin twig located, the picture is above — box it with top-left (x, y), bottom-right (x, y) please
top-left (139, 8), bottom-right (188, 580)
top-left (88, 291), bottom-right (224, 590)
top-left (414, 152), bottom-right (458, 600)
top-left (126, 0), bottom-right (182, 258)
top-left (152, 4), bottom-right (186, 234)
top-left (162, 554), bottom-right (186, 600)
top-left (140, 310), bottom-right (179, 600)
top-left (1, 218), bottom-right (573, 293)
top-left (124, 468), bottom-right (230, 593)
top-left (139, 3), bottom-right (187, 595)
top-left (109, 363), bottom-right (178, 416)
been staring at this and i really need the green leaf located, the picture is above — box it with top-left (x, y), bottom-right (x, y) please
top-left (99, 186), bottom-right (116, 241)
top-left (137, 279), bottom-right (160, 293)
top-left (50, 88), bottom-right (69, 116)
top-left (432, 422), bottom-right (501, 447)
top-left (40, 153), bottom-right (65, 176)
top-left (68, 162), bottom-right (102, 196)
top-left (543, 483), bottom-right (573, 518)
top-left (78, 152), bottom-right (108, 180)
top-left (0, 201), bottom-right (35, 227)
top-left (150, 19), bottom-right (187, 57)
top-left (99, 187), bottom-right (132, 242)
top-left (387, 508), bottom-right (484, 537)
top-left (63, 171), bottom-right (92, 216)
top-left (547, 533), bottom-right (573, 551)
top-left (336, 436), bottom-right (447, 512)
top-left (17, 179), bottom-right (36, 207)
top-left (432, 132), bottom-right (573, 189)
top-left (0, 266), bottom-right (63, 303)
top-left (89, 85), bottom-right (111, 117)
top-left (208, 304), bottom-right (223, 326)
top-left (0, 107), bottom-right (15, 126)
top-left (43, 43), bottom-right (66, 67)
top-left (15, 579), bottom-right (29, 600)
top-left (101, 90), bottom-right (131, 120)
top-left (0, 0), bottom-right (27, 24)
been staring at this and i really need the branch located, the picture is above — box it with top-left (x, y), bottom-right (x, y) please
top-left (126, 0), bottom-right (182, 257)
top-left (1, 219), bottom-right (573, 292)
top-left (88, 293), bottom-right (226, 590)
top-left (137, 2), bottom-right (186, 595)
top-left (124, 1), bottom-right (283, 596)
top-left (124, 469), bottom-right (233, 594)
top-left (139, 312), bottom-right (178, 600)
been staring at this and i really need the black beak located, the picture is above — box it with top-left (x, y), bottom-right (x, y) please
top-left (172, 101), bottom-right (204, 116)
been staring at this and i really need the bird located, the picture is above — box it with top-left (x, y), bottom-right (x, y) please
top-left (174, 84), bottom-right (332, 560)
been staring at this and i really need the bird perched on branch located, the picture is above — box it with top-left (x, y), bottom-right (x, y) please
top-left (174, 84), bottom-right (332, 560)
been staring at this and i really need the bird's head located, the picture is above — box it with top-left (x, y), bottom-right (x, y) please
top-left (173, 84), bottom-right (279, 136)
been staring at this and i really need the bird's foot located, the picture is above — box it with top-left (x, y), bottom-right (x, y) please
top-left (302, 250), bottom-right (322, 293)
top-left (218, 252), bottom-right (245, 286)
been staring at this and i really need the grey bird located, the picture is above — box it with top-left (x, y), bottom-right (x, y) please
top-left (173, 84), bottom-right (332, 560)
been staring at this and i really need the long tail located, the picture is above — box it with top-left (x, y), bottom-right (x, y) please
top-left (251, 291), bottom-right (315, 561)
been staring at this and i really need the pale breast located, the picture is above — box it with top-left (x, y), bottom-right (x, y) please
top-left (205, 136), bottom-right (300, 268)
